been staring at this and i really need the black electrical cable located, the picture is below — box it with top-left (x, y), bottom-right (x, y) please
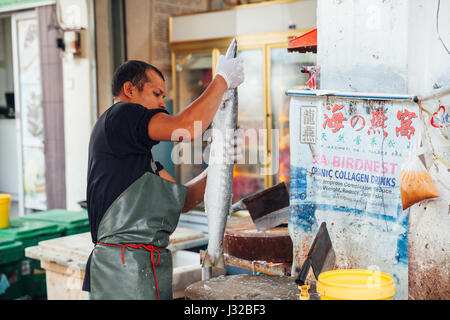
top-left (437, 0), bottom-right (450, 55)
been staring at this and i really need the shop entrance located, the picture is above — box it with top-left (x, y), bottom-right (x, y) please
top-left (0, 11), bottom-right (46, 218)
top-left (0, 5), bottom-right (66, 217)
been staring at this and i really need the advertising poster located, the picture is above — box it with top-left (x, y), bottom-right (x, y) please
top-left (288, 90), bottom-right (420, 300)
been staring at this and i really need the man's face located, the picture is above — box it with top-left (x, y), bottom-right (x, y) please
top-left (130, 69), bottom-right (167, 110)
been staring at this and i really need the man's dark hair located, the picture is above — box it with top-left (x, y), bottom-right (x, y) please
top-left (111, 60), bottom-right (165, 97)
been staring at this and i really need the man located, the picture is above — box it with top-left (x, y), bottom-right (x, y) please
top-left (82, 56), bottom-right (244, 300)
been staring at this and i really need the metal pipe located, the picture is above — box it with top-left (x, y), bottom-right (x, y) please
top-left (416, 86), bottom-right (450, 102)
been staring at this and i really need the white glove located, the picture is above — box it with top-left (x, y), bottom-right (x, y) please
top-left (215, 55), bottom-right (244, 89)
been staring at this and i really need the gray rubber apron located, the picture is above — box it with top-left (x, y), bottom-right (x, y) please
top-left (90, 172), bottom-right (187, 300)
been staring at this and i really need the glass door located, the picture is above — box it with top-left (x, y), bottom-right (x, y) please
top-left (232, 48), bottom-right (265, 202)
top-left (269, 46), bottom-right (316, 186)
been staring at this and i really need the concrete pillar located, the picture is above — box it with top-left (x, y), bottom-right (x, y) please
top-left (405, 0), bottom-right (450, 300)
top-left (58, 0), bottom-right (96, 211)
top-left (317, 0), bottom-right (450, 299)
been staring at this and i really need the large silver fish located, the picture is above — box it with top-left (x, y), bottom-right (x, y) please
top-left (202, 39), bottom-right (238, 278)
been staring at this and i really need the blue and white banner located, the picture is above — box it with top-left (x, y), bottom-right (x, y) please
top-left (287, 90), bottom-right (420, 300)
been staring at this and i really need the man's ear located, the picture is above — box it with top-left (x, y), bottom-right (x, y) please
top-left (122, 82), bottom-right (134, 98)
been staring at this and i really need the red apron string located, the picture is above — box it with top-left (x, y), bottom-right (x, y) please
top-left (97, 242), bottom-right (164, 300)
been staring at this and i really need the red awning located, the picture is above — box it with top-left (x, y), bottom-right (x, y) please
top-left (288, 28), bottom-right (317, 53)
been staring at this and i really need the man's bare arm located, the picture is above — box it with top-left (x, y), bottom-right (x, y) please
top-left (148, 76), bottom-right (227, 142)
top-left (148, 54), bottom-right (244, 142)
top-left (158, 168), bottom-right (208, 213)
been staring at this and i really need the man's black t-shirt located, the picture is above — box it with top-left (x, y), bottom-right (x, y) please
top-left (82, 102), bottom-right (169, 292)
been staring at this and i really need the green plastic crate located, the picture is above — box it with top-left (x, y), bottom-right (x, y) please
top-left (0, 219), bottom-right (64, 299)
top-left (0, 261), bottom-right (25, 300)
top-left (0, 236), bottom-right (23, 265)
top-left (21, 209), bottom-right (90, 236)
top-left (0, 219), bottom-right (63, 249)
top-left (0, 236), bottom-right (25, 300)
top-left (23, 268), bottom-right (47, 300)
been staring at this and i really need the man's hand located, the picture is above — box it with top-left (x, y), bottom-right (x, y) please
top-left (214, 55), bottom-right (245, 89)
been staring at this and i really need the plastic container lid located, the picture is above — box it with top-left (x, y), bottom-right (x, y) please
top-left (21, 209), bottom-right (89, 229)
top-left (317, 269), bottom-right (396, 300)
top-left (0, 194), bottom-right (11, 205)
top-left (0, 235), bottom-right (24, 265)
top-left (0, 235), bottom-right (15, 246)
top-left (0, 218), bottom-right (60, 241)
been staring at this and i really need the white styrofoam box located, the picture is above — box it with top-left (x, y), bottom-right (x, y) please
top-left (172, 250), bottom-right (225, 293)
top-left (172, 250), bottom-right (201, 292)
top-left (177, 211), bottom-right (209, 234)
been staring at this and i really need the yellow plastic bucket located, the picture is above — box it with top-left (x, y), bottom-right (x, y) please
top-left (0, 194), bottom-right (11, 229)
top-left (317, 269), bottom-right (396, 300)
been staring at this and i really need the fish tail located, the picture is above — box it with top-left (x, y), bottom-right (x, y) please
top-left (202, 252), bottom-right (226, 269)
top-left (216, 254), bottom-right (225, 269)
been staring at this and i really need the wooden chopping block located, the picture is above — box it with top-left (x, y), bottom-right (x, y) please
top-left (223, 216), bottom-right (292, 263)
top-left (185, 274), bottom-right (299, 300)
